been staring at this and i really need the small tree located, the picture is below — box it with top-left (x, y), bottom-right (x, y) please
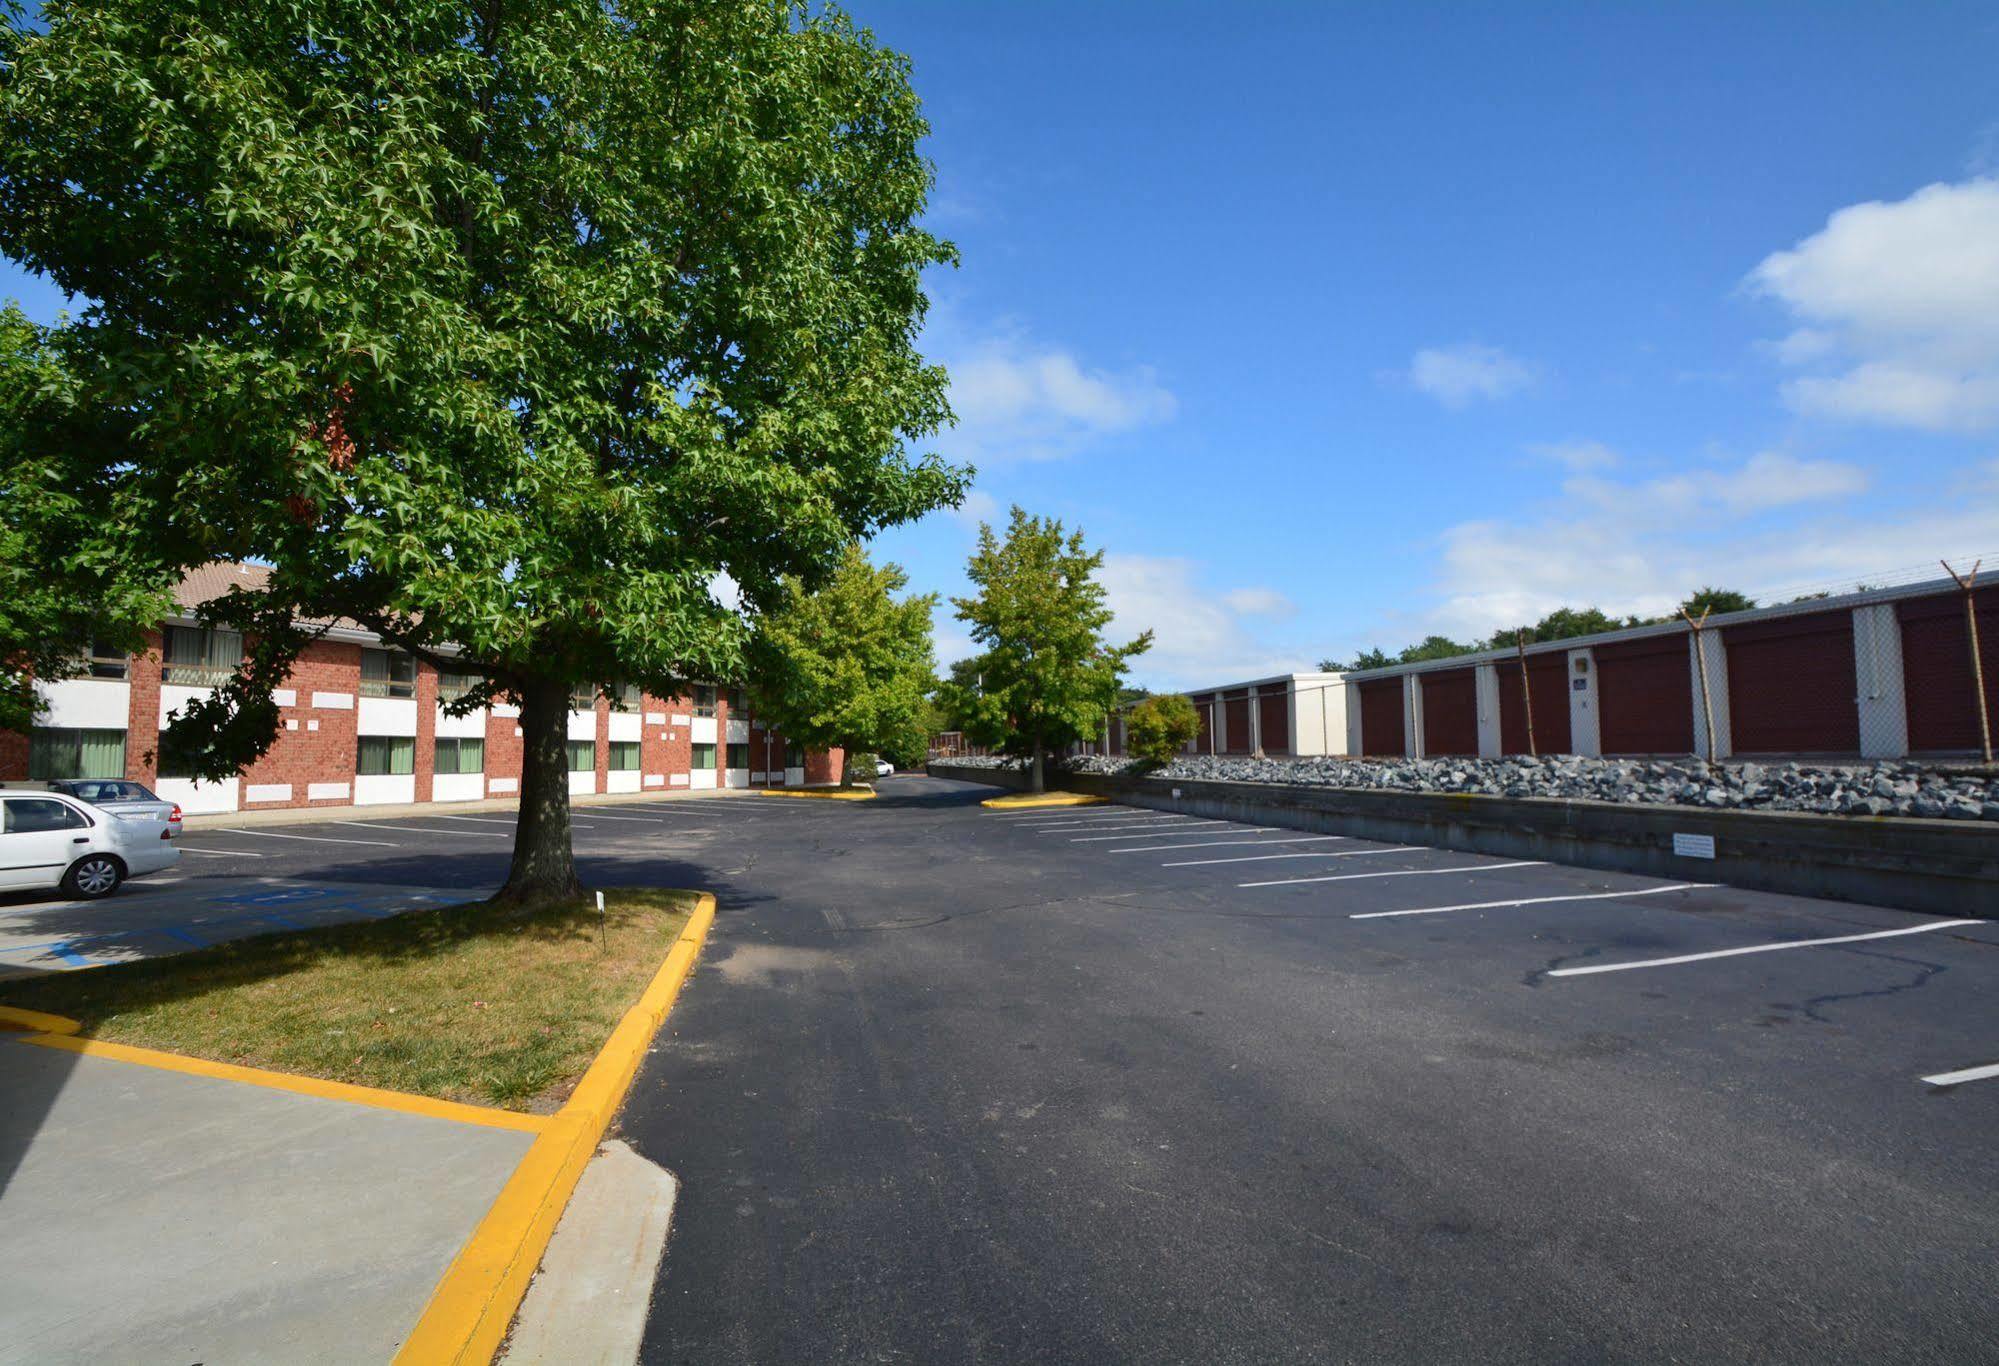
top-left (945, 506), bottom-right (1151, 792)
top-left (746, 545), bottom-right (936, 787)
top-left (1125, 693), bottom-right (1200, 766)
top-left (1681, 587), bottom-right (1756, 618)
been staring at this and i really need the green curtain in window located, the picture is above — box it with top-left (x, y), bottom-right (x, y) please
top-left (79, 729), bottom-right (126, 779)
top-left (567, 740), bottom-right (596, 772)
top-left (609, 741), bottom-right (640, 771)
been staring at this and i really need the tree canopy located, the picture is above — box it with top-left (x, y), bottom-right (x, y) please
top-left (1124, 692), bottom-right (1200, 766)
top-left (746, 544), bottom-right (936, 782)
top-left (943, 506), bottom-right (1150, 791)
top-left (0, 1), bottom-right (965, 896)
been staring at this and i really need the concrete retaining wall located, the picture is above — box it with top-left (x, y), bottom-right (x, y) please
top-left (929, 763), bottom-right (1999, 918)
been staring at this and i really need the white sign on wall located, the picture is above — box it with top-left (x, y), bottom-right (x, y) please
top-left (1672, 832), bottom-right (1716, 860)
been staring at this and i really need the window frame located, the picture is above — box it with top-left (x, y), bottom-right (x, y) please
top-left (359, 648), bottom-right (417, 699)
top-left (608, 740), bottom-right (640, 771)
top-left (162, 624), bottom-right (243, 687)
top-left (28, 726), bottom-right (128, 781)
top-left (433, 736), bottom-right (485, 776)
top-left (690, 742), bottom-right (717, 771)
top-left (725, 742), bottom-right (749, 770)
top-left (84, 638), bottom-right (130, 679)
top-left (566, 739), bottom-right (597, 773)
top-left (356, 735), bottom-right (416, 776)
top-left (692, 684), bottom-right (717, 718)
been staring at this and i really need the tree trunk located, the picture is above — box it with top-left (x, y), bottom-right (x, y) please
top-left (1030, 733), bottom-right (1046, 793)
top-left (497, 678), bottom-right (582, 903)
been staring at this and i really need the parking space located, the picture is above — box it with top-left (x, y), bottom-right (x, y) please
top-left (980, 797), bottom-right (1999, 1094)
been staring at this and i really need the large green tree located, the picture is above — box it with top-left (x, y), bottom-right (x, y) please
top-left (0, 303), bottom-right (174, 732)
top-left (745, 543), bottom-right (936, 783)
top-left (944, 507), bottom-right (1150, 792)
top-left (0, 1), bottom-right (964, 898)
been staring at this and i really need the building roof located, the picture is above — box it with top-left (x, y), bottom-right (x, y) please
top-left (173, 561), bottom-right (272, 611)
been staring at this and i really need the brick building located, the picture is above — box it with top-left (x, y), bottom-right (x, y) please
top-left (1, 563), bottom-right (844, 812)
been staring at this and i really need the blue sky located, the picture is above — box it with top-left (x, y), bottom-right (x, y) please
top-left (6, 4), bottom-right (1999, 690)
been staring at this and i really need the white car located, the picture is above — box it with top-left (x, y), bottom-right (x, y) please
top-left (0, 789), bottom-right (180, 899)
top-left (874, 758), bottom-right (895, 778)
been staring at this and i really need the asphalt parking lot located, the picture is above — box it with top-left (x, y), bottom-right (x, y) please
top-left (8, 774), bottom-right (1996, 1361)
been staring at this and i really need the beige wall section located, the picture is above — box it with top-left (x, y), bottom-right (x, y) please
top-left (1290, 677), bottom-right (1349, 757)
top-left (1851, 603), bottom-right (1909, 759)
top-left (1568, 648), bottom-right (1601, 758)
top-left (1689, 631), bottom-right (1732, 761)
top-left (1475, 664), bottom-right (1502, 758)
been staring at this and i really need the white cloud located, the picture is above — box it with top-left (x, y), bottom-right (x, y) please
top-left (948, 488), bottom-right (1001, 529)
top-left (1749, 178), bottom-right (1999, 430)
top-left (1220, 586), bottom-right (1296, 618)
top-left (939, 332), bottom-right (1176, 463)
top-left (1406, 343), bottom-right (1536, 408)
top-left (1402, 453), bottom-right (1980, 645)
top-left (1529, 440), bottom-right (1620, 473)
top-left (1100, 555), bottom-right (1311, 690)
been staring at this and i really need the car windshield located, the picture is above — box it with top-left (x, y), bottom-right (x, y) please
top-left (72, 781), bottom-right (152, 803)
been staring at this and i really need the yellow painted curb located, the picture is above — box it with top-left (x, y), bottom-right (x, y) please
top-left (394, 890), bottom-right (717, 1366)
top-left (979, 791), bottom-right (1105, 809)
top-left (759, 785), bottom-right (876, 801)
top-left (18, 1032), bottom-right (547, 1133)
top-left (0, 1004), bottom-right (82, 1036)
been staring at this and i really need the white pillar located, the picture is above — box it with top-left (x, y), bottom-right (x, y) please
top-left (1851, 604), bottom-right (1909, 758)
top-left (1689, 631), bottom-right (1733, 760)
top-left (1403, 674), bottom-right (1424, 758)
top-left (1475, 664), bottom-right (1502, 758)
top-left (1568, 648), bottom-right (1601, 757)
top-left (1248, 685), bottom-right (1262, 753)
top-left (1345, 683), bottom-right (1364, 756)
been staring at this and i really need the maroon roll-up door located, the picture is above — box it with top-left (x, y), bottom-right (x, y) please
top-left (1898, 587), bottom-right (1999, 753)
top-left (1258, 691), bottom-right (1290, 754)
top-left (1358, 679), bottom-right (1405, 756)
top-left (1222, 691), bottom-right (1252, 753)
top-left (1596, 633), bottom-right (1694, 755)
top-left (1497, 653), bottom-right (1571, 755)
top-left (1419, 667), bottom-right (1479, 756)
top-left (1724, 608), bottom-right (1858, 754)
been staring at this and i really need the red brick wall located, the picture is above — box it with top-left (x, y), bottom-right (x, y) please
top-left (485, 703), bottom-right (524, 789)
top-left (641, 690), bottom-right (692, 790)
top-left (591, 695), bottom-right (609, 793)
top-left (0, 726), bottom-right (25, 781)
top-left (414, 662), bottom-right (438, 803)
top-left (804, 747), bottom-right (845, 785)
top-left (125, 632), bottom-right (163, 783)
top-left (237, 640), bottom-right (363, 808)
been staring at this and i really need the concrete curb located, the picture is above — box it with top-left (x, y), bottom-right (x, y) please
top-left (978, 791), bottom-right (1106, 810)
top-left (0, 1004), bottom-right (82, 1036)
top-left (393, 891), bottom-right (717, 1366)
top-left (182, 788), bottom-right (761, 831)
top-left (931, 764), bottom-right (1999, 917)
top-left (759, 785), bottom-right (876, 801)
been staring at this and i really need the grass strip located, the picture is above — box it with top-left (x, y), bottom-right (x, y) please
top-left (0, 888), bottom-right (696, 1113)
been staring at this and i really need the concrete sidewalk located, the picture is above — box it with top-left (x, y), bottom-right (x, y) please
top-left (0, 1030), bottom-right (537, 1365)
top-left (181, 784), bottom-right (761, 831)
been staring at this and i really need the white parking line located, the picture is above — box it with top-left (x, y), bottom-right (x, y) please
top-left (436, 815), bottom-right (517, 826)
top-left (1352, 883), bottom-right (1711, 920)
top-left (173, 846), bottom-right (267, 858)
top-left (217, 828), bottom-right (400, 847)
top-left (1013, 812), bottom-right (1161, 827)
top-left (1548, 918), bottom-right (1979, 978)
top-left (1070, 822), bottom-right (1235, 842)
top-left (337, 821), bottom-right (508, 838)
top-left (1242, 860), bottom-right (1545, 888)
top-left (1111, 835), bottom-right (1337, 854)
top-left (1923, 1062), bottom-right (1999, 1088)
top-left (570, 812), bottom-right (673, 822)
top-left (1039, 818), bottom-right (1209, 834)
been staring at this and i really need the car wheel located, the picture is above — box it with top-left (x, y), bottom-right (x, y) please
top-left (63, 854), bottom-right (124, 900)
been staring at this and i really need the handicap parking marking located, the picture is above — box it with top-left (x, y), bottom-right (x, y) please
top-left (1351, 882), bottom-right (1712, 920)
top-left (1241, 859), bottom-right (1546, 889)
top-left (1547, 917), bottom-right (1980, 978)
top-left (218, 827), bottom-right (401, 848)
top-left (1923, 1061), bottom-right (1999, 1089)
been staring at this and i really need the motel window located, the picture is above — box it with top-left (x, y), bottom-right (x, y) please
top-left (692, 684), bottom-right (717, 718)
top-left (567, 740), bottom-right (596, 772)
top-left (29, 727), bottom-right (127, 781)
top-left (725, 686), bottom-right (746, 713)
top-left (434, 737), bottom-right (485, 775)
top-left (609, 740), bottom-right (640, 771)
top-left (571, 682), bottom-right (601, 710)
top-left (83, 638), bottom-right (129, 679)
top-left (726, 742), bottom-right (748, 770)
top-left (609, 682), bottom-right (640, 713)
top-left (785, 743), bottom-right (805, 768)
top-left (436, 666), bottom-right (480, 704)
top-left (359, 648), bottom-right (416, 699)
top-left (162, 625), bottom-right (242, 686)
top-left (691, 742), bottom-right (717, 771)
top-left (357, 736), bottom-right (415, 776)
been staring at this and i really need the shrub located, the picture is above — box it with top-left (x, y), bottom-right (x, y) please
top-left (1126, 694), bottom-right (1201, 765)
